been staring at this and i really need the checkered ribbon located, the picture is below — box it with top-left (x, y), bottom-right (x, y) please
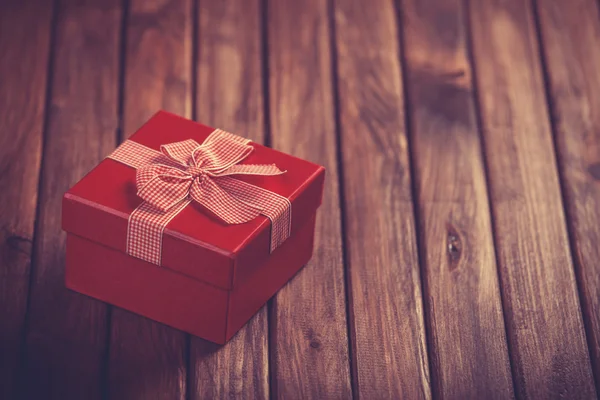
top-left (107, 129), bottom-right (292, 265)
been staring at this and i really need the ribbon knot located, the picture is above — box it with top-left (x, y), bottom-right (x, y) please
top-left (186, 164), bottom-right (206, 178)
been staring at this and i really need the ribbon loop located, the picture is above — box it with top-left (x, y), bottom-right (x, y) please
top-left (189, 175), bottom-right (262, 224)
top-left (136, 164), bottom-right (192, 211)
top-left (192, 135), bottom-right (253, 172)
top-left (160, 139), bottom-right (201, 166)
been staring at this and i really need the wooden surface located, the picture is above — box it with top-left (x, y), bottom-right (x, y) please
top-left (19, 1), bottom-right (121, 399)
top-left (334, 0), bottom-right (430, 397)
top-left (534, 0), bottom-right (600, 384)
top-left (469, 0), bottom-right (596, 397)
top-left (1, 0), bottom-right (599, 398)
top-left (268, 0), bottom-right (351, 398)
top-left (108, 0), bottom-right (192, 399)
top-left (401, 0), bottom-right (513, 397)
top-left (0, 1), bottom-right (53, 398)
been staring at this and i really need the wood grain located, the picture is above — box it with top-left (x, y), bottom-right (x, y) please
top-left (267, 0), bottom-right (352, 398)
top-left (0, 1), bottom-right (53, 398)
top-left (19, 0), bottom-right (121, 398)
top-left (107, 0), bottom-right (192, 399)
top-left (332, 0), bottom-right (431, 398)
top-left (400, 0), bottom-right (514, 397)
top-left (534, 0), bottom-right (600, 384)
top-left (190, 0), bottom-right (269, 398)
top-left (467, 0), bottom-right (597, 397)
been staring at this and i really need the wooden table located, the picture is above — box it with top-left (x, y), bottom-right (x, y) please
top-left (1, 0), bottom-right (599, 398)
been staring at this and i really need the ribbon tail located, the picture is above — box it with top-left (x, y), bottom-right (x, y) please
top-left (215, 176), bottom-right (292, 252)
top-left (192, 130), bottom-right (254, 173)
top-left (160, 139), bottom-right (202, 166)
top-left (212, 163), bottom-right (286, 177)
top-left (189, 176), bottom-right (261, 224)
top-left (136, 165), bottom-right (193, 212)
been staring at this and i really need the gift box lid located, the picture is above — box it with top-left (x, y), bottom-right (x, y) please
top-left (62, 111), bottom-right (325, 290)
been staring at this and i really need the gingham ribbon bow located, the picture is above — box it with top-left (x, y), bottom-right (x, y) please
top-left (108, 129), bottom-right (292, 265)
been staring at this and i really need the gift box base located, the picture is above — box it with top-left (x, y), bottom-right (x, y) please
top-left (65, 214), bottom-right (316, 344)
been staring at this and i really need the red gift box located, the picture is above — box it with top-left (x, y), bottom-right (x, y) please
top-left (62, 111), bottom-right (325, 344)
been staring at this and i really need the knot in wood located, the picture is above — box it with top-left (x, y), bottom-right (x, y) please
top-left (446, 224), bottom-right (462, 270)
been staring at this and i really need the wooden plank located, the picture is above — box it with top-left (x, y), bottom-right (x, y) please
top-left (107, 0), bottom-right (192, 399)
top-left (467, 0), bottom-right (597, 397)
top-left (534, 0), bottom-right (600, 384)
top-left (19, 0), bottom-right (121, 398)
top-left (120, 0), bottom-right (193, 134)
top-left (189, 0), bottom-right (269, 398)
top-left (267, 0), bottom-right (352, 398)
top-left (0, 1), bottom-right (53, 398)
top-left (399, 0), bottom-right (514, 397)
top-left (332, 0), bottom-right (431, 398)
